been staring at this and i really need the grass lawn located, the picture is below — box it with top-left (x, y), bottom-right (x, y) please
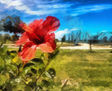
top-left (47, 49), bottom-right (112, 91)
top-left (8, 48), bottom-right (112, 91)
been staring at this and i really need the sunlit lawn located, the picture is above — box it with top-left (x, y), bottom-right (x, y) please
top-left (48, 49), bottom-right (112, 91)
top-left (8, 48), bottom-right (112, 91)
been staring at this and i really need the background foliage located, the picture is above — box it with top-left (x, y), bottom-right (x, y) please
top-left (0, 43), bottom-right (60, 91)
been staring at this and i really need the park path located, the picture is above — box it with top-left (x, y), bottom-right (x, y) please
top-left (60, 47), bottom-right (112, 50)
top-left (4, 43), bottom-right (112, 50)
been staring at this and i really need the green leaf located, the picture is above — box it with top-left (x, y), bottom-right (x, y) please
top-left (7, 64), bottom-right (17, 72)
top-left (35, 85), bottom-right (42, 91)
top-left (7, 50), bottom-right (17, 59)
top-left (7, 50), bottom-right (10, 55)
top-left (24, 86), bottom-right (32, 91)
top-left (24, 63), bottom-right (34, 68)
top-left (9, 50), bottom-right (17, 54)
top-left (47, 68), bottom-right (56, 79)
top-left (0, 57), bottom-right (4, 72)
top-left (4, 83), bottom-right (12, 91)
top-left (48, 49), bottom-right (59, 59)
top-left (25, 78), bottom-right (32, 84)
top-left (12, 82), bottom-right (25, 91)
top-left (12, 56), bottom-right (19, 63)
top-left (42, 80), bottom-right (50, 87)
top-left (0, 45), bottom-right (8, 55)
top-left (45, 72), bottom-right (52, 78)
top-left (31, 58), bottom-right (44, 64)
top-left (0, 75), bottom-right (7, 86)
top-left (38, 68), bottom-right (44, 74)
top-left (31, 68), bottom-right (37, 74)
top-left (31, 58), bottom-right (44, 68)
top-left (5, 56), bottom-right (12, 64)
top-left (28, 82), bottom-right (36, 88)
top-left (26, 72), bottom-right (33, 77)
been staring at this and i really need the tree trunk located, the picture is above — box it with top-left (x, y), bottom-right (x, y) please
top-left (89, 40), bottom-right (92, 52)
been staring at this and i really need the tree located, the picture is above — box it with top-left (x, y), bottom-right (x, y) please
top-left (11, 35), bottom-right (19, 42)
top-left (61, 35), bottom-right (66, 42)
top-left (86, 32), bottom-right (104, 52)
top-left (0, 16), bottom-right (24, 34)
top-left (68, 34), bottom-right (71, 43)
top-left (0, 34), bottom-right (4, 42)
top-left (74, 30), bottom-right (81, 45)
top-left (3, 34), bottom-right (11, 42)
top-left (0, 16), bottom-right (24, 43)
top-left (68, 30), bottom-right (81, 45)
top-left (109, 36), bottom-right (112, 43)
top-left (103, 36), bottom-right (108, 43)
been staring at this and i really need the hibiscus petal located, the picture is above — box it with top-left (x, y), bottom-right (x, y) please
top-left (43, 16), bottom-right (60, 32)
top-left (19, 23), bottom-right (33, 33)
top-left (16, 31), bottom-right (40, 46)
top-left (45, 33), bottom-right (56, 50)
top-left (26, 32), bottom-right (41, 42)
top-left (29, 19), bottom-right (43, 30)
top-left (21, 21), bottom-right (41, 42)
top-left (16, 32), bottom-right (29, 45)
top-left (39, 42), bottom-right (55, 53)
top-left (35, 16), bottom-right (60, 38)
top-left (19, 42), bottom-right (37, 63)
top-left (39, 33), bottom-right (56, 53)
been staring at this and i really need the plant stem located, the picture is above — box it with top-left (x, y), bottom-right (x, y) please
top-left (36, 59), bottom-right (51, 83)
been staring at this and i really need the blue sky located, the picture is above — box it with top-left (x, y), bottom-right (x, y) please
top-left (0, 0), bottom-right (112, 39)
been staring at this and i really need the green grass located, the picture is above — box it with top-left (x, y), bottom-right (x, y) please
top-left (48, 49), bottom-right (112, 91)
top-left (8, 48), bottom-right (112, 90)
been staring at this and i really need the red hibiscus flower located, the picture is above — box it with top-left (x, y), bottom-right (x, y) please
top-left (16, 16), bottom-right (60, 63)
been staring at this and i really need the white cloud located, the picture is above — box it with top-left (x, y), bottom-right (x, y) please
top-left (101, 30), bottom-right (107, 33)
top-left (7, 0), bottom-right (23, 7)
top-left (71, 4), bottom-right (112, 16)
top-left (55, 29), bottom-right (69, 40)
top-left (1, 0), bottom-right (111, 17)
top-left (37, 3), bottom-right (72, 9)
top-left (71, 28), bottom-right (79, 31)
top-left (0, 0), bottom-right (56, 15)
top-left (55, 28), bottom-right (78, 40)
